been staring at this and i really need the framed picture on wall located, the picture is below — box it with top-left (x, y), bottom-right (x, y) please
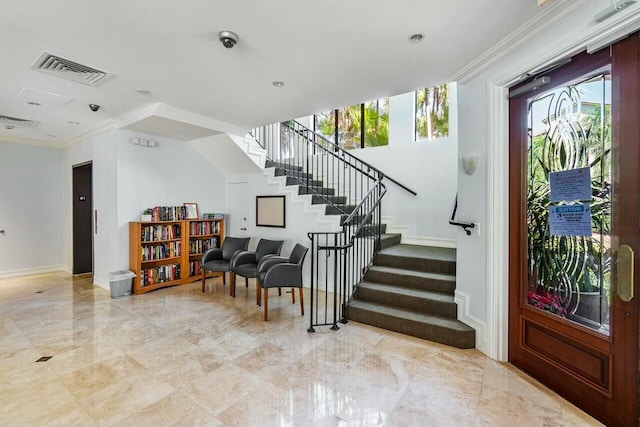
top-left (184, 202), bottom-right (199, 219)
top-left (256, 195), bottom-right (286, 228)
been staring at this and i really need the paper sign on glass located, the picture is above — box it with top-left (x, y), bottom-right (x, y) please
top-left (549, 167), bottom-right (592, 202)
top-left (549, 204), bottom-right (592, 236)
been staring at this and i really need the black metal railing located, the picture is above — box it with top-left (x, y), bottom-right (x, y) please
top-left (250, 120), bottom-right (413, 331)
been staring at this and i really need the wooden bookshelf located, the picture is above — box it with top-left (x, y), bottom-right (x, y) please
top-left (185, 218), bottom-right (224, 281)
top-left (129, 218), bottom-right (225, 294)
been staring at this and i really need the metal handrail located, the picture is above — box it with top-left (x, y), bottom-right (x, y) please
top-left (449, 194), bottom-right (475, 235)
top-left (281, 121), bottom-right (418, 196)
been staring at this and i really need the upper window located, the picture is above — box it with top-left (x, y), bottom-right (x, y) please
top-left (314, 98), bottom-right (389, 150)
top-left (415, 84), bottom-right (449, 141)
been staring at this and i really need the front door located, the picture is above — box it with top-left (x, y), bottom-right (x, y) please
top-left (508, 35), bottom-right (639, 426)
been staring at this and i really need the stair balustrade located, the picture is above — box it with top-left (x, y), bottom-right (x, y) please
top-left (250, 120), bottom-right (412, 331)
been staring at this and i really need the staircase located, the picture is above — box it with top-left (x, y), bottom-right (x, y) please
top-left (348, 244), bottom-right (475, 349)
top-left (252, 120), bottom-right (475, 349)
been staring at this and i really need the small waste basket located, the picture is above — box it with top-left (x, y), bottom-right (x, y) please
top-left (109, 270), bottom-right (135, 298)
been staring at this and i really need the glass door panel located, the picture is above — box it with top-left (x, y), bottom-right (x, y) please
top-left (526, 71), bottom-right (611, 334)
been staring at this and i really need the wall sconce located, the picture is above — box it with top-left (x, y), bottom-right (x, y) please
top-left (461, 153), bottom-right (479, 175)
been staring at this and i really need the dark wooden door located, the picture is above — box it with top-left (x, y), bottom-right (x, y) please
top-left (72, 163), bottom-right (93, 274)
top-left (509, 35), bottom-right (639, 426)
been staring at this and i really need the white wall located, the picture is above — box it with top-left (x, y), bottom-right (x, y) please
top-left (62, 128), bottom-right (228, 288)
top-left (349, 85), bottom-right (458, 244)
top-left (0, 142), bottom-right (64, 277)
top-left (116, 130), bottom-right (227, 271)
top-left (63, 130), bottom-right (119, 287)
top-left (226, 172), bottom-right (339, 285)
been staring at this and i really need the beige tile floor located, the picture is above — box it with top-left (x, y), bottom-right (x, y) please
top-left (0, 272), bottom-right (602, 427)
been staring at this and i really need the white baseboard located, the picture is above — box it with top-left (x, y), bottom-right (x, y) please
top-left (93, 277), bottom-right (109, 291)
top-left (0, 265), bottom-right (67, 280)
top-left (402, 236), bottom-right (456, 248)
top-left (454, 289), bottom-right (487, 355)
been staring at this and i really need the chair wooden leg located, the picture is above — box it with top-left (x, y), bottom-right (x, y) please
top-left (278, 287), bottom-right (282, 296)
top-left (264, 288), bottom-right (269, 321)
top-left (201, 270), bottom-right (206, 292)
top-left (256, 282), bottom-right (261, 306)
top-left (230, 273), bottom-right (235, 297)
top-left (245, 277), bottom-right (249, 288)
top-left (223, 272), bottom-right (226, 286)
top-left (299, 287), bottom-right (304, 316)
top-left (291, 288), bottom-right (295, 304)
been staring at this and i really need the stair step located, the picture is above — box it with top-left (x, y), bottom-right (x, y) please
top-left (286, 176), bottom-right (324, 187)
top-left (365, 265), bottom-right (456, 294)
top-left (325, 204), bottom-right (357, 215)
top-left (347, 300), bottom-right (475, 349)
top-left (274, 168), bottom-right (313, 180)
top-left (311, 194), bottom-right (347, 205)
top-left (380, 233), bottom-right (401, 249)
top-left (265, 160), bottom-right (303, 172)
top-left (339, 213), bottom-right (373, 226)
top-left (355, 282), bottom-right (457, 318)
top-left (374, 245), bottom-right (456, 275)
top-left (353, 226), bottom-right (391, 238)
top-left (298, 186), bottom-right (336, 196)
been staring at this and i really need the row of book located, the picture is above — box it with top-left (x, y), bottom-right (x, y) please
top-left (189, 261), bottom-right (202, 276)
top-left (189, 221), bottom-right (220, 236)
top-left (141, 224), bottom-right (181, 242)
top-left (189, 237), bottom-right (219, 255)
top-left (141, 242), bottom-right (181, 261)
top-left (141, 264), bottom-right (181, 286)
top-left (149, 206), bottom-right (190, 222)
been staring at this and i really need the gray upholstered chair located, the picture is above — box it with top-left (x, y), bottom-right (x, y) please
top-left (230, 239), bottom-right (284, 297)
top-left (257, 243), bottom-right (308, 321)
top-left (201, 237), bottom-right (250, 292)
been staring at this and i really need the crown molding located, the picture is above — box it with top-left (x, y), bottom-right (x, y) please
top-left (451, 0), bottom-right (592, 84)
top-left (62, 122), bottom-right (116, 148)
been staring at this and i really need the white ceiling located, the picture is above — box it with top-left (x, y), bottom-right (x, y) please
top-left (0, 0), bottom-right (547, 146)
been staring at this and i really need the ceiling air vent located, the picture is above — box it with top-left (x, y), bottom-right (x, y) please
top-left (0, 115), bottom-right (39, 128)
top-left (30, 51), bottom-right (113, 87)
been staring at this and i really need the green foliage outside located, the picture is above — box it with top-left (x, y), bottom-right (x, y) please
top-left (415, 84), bottom-right (449, 140)
top-left (315, 99), bottom-right (389, 150)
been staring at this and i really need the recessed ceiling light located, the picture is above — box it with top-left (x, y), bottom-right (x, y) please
top-left (68, 121), bottom-right (80, 125)
top-left (47, 134), bottom-right (56, 138)
top-left (4, 124), bottom-right (15, 130)
top-left (409, 33), bottom-right (424, 43)
top-left (135, 88), bottom-right (151, 95)
top-left (272, 81), bottom-right (285, 87)
top-left (27, 101), bottom-right (41, 106)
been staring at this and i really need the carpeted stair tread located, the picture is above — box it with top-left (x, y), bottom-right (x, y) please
top-left (365, 265), bottom-right (456, 294)
top-left (378, 244), bottom-right (456, 261)
top-left (348, 300), bottom-right (475, 349)
top-left (287, 176), bottom-right (324, 187)
top-left (274, 168), bottom-right (313, 179)
top-left (311, 194), bottom-right (347, 205)
top-left (298, 186), bottom-right (336, 196)
top-left (265, 160), bottom-right (303, 172)
top-left (374, 245), bottom-right (456, 275)
top-left (380, 233), bottom-right (401, 249)
top-left (356, 281), bottom-right (457, 317)
top-left (326, 204), bottom-right (357, 215)
top-left (359, 281), bottom-right (454, 303)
